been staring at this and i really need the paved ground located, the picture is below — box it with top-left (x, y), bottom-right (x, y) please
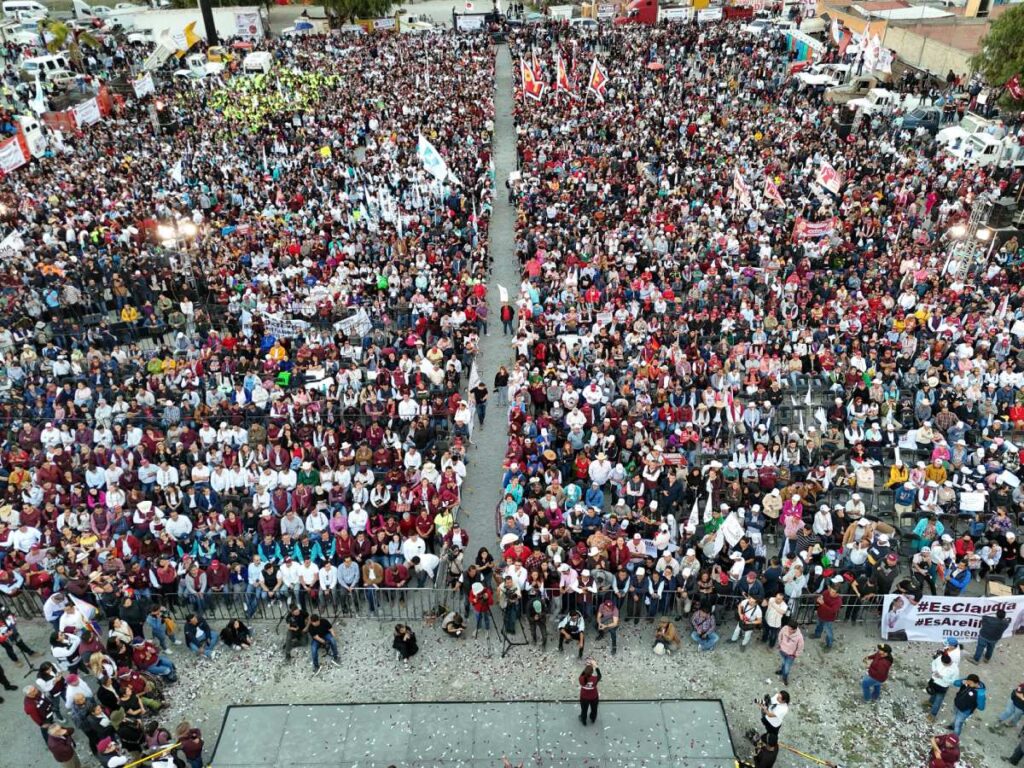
top-left (210, 700), bottom-right (737, 767)
top-left (458, 42), bottom-right (519, 553)
top-left (4, 617), bottom-right (1023, 768)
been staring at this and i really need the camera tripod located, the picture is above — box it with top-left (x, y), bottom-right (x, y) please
top-left (485, 605), bottom-right (529, 658)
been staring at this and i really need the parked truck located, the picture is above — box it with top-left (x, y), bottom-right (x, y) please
top-left (823, 74), bottom-right (889, 105)
top-left (74, 1), bottom-right (265, 42)
top-left (935, 111), bottom-right (1002, 148)
top-left (946, 133), bottom-right (1024, 171)
top-left (614, 0), bottom-right (693, 25)
top-left (846, 88), bottom-right (925, 116)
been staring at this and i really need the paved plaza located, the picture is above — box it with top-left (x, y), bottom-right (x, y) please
top-left (209, 700), bottom-right (738, 768)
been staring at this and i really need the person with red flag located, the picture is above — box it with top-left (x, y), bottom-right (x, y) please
top-left (587, 58), bottom-right (607, 99)
top-left (556, 54), bottom-right (573, 94)
top-left (520, 57), bottom-right (545, 101)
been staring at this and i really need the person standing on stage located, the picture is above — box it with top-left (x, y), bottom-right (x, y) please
top-left (578, 659), bottom-right (601, 726)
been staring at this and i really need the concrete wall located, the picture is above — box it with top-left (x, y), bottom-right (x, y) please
top-left (817, 1), bottom-right (889, 36)
top-left (883, 25), bottom-right (973, 76)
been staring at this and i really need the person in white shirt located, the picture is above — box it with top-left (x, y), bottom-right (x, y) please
top-left (760, 691), bottom-right (790, 743)
top-left (2, 524), bottom-right (42, 553)
top-left (279, 558), bottom-right (302, 605)
top-left (306, 507), bottom-right (329, 535)
top-left (402, 533), bottom-right (427, 564)
top-left (85, 465), bottom-right (106, 490)
top-left (319, 562), bottom-right (338, 598)
top-left (209, 467), bottom-right (231, 494)
top-left (40, 423), bottom-right (61, 450)
top-left (252, 485), bottom-right (272, 512)
top-left (298, 557), bottom-right (319, 595)
top-left (566, 407), bottom-right (587, 431)
top-left (57, 606), bottom-right (87, 636)
top-left (155, 462), bottom-right (179, 489)
top-left (397, 394), bottom-right (420, 422)
top-left (588, 453), bottom-right (613, 486)
top-left (43, 593), bottom-right (67, 628)
top-left (164, 510), bottom-right (193, 541)
top-left (105, 485), bottom-right (126, 511)
top-left (404, 448), bottom-right (422, 472)
top-left (408, 552), bottom-right (440, 586)
top-left (347, 505), bottom-right (368, 535)
top-left (277, 467), bottom-right (298, 491)
top-left (138, 460), bottom-right (158, 490)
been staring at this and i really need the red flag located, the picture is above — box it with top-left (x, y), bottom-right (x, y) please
top-left (1007, 74), bottom-right (1024, 102)
top-left (556, 54), bottom-right (573, 94)
top-left (764, 177), bottom-right (785, 207)
top-left (520, 57), bottom-right (545, 102)
top-left (587, 59), bottom-right (608, 99)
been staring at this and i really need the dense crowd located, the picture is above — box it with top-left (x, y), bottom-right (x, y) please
top-left (0, 12), bottom-right (1023, 768)
top-left (0, 27), bottom-right (497, 768)
top-left (484, 19), bottom-right (1021, 766)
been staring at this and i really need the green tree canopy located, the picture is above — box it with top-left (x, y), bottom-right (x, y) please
top-left (321, 0), bottom-right (394, 23)
top-left (970, 4), bottom-right (1024, 103)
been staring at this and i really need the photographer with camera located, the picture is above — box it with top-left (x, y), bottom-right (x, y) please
top-left (145, 605), bottom-right (180, 652)
top-left (757, 691), bottom-right (790, 747)
top-left (498, 575), bottom-right (522, 635)
top-left (0, 610), bottom-right (38, 663)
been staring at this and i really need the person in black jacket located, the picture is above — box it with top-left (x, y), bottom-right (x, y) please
top-left (972, 608), bottom-right (1011, 663)
top-left (220, 619), bottom-right (252, 650)
top-left (183, 615), bottom-right (219, 659)
top-left (392, 624), bottom-right (418, 663)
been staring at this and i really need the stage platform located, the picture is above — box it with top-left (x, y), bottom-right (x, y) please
top-left (210, 700), bottom-right (738, 767)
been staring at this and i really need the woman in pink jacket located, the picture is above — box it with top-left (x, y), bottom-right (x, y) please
top-left (776, 619), bottom-right (804, 686)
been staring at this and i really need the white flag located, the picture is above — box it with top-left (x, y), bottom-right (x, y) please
top-left (687, 496), bottom-right (699, 530)
top-left (417, 134), bottom-right (449, 182)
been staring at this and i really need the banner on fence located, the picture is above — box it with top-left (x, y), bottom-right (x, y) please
top-left (337, 308), bottom-right (372, 338)
top-left (792, 215), bottom-right (839, 241)
top-left (73, 98), bottom-right (102, 128)
top-left (880, 594), bottom-right (1024, 642)
top-left (265, 315), bottom-right (309, 338)
top-left (234, 10), bottom-right (261, 38)
top-left (0, 135), bottom-right (28, 175)
top-left (133, 73), bottom-right (155, 98)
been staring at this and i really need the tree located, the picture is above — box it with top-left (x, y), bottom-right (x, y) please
top-left (320, 0), bottom-right (394, 24)
top-left (970, 4), bottom-right (1024, 104)
top-left (38, 20), bottom-right (100, 69)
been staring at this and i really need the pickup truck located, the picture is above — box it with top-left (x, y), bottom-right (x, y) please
top-left (794, 62), bottom-right (850, 91)
top-left (945, 133), bottom-right (1024, 171)
top-left (935, 111), bottom-right (1001, 148)
top-left (824, 75), bottom-right (885, 105)
top-left (847, 88), bottom-right (924, 116)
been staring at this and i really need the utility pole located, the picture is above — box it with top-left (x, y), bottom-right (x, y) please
top-left (198, 0), bottom-right (219, 46)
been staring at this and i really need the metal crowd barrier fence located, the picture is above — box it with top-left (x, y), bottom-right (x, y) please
top-left (2, 586), bottom-right (886, 631)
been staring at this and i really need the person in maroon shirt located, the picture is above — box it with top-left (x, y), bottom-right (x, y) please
top-left (861, 644), bottom-right (893, 702)
top-left (813, 579), bottom-right (842, 650)
top-left (414, 509), bottom-right (435, 551)
top-left (46, 723), bottom-right (80, 768)
top-left (578, 660), bottom-right (602, 726)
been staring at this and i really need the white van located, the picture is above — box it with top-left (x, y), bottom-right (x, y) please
top-left (2, 0), bottom-right (47, 19)
top-left (15, 114), bottom-right (46, 158)
top-left (20, 53), bottom-right (73, 84)
top-left (242, 51), bottom-right (272, 74)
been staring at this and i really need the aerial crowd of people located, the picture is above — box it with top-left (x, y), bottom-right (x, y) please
top-left (0, 10), bottom-right (1019, 768)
